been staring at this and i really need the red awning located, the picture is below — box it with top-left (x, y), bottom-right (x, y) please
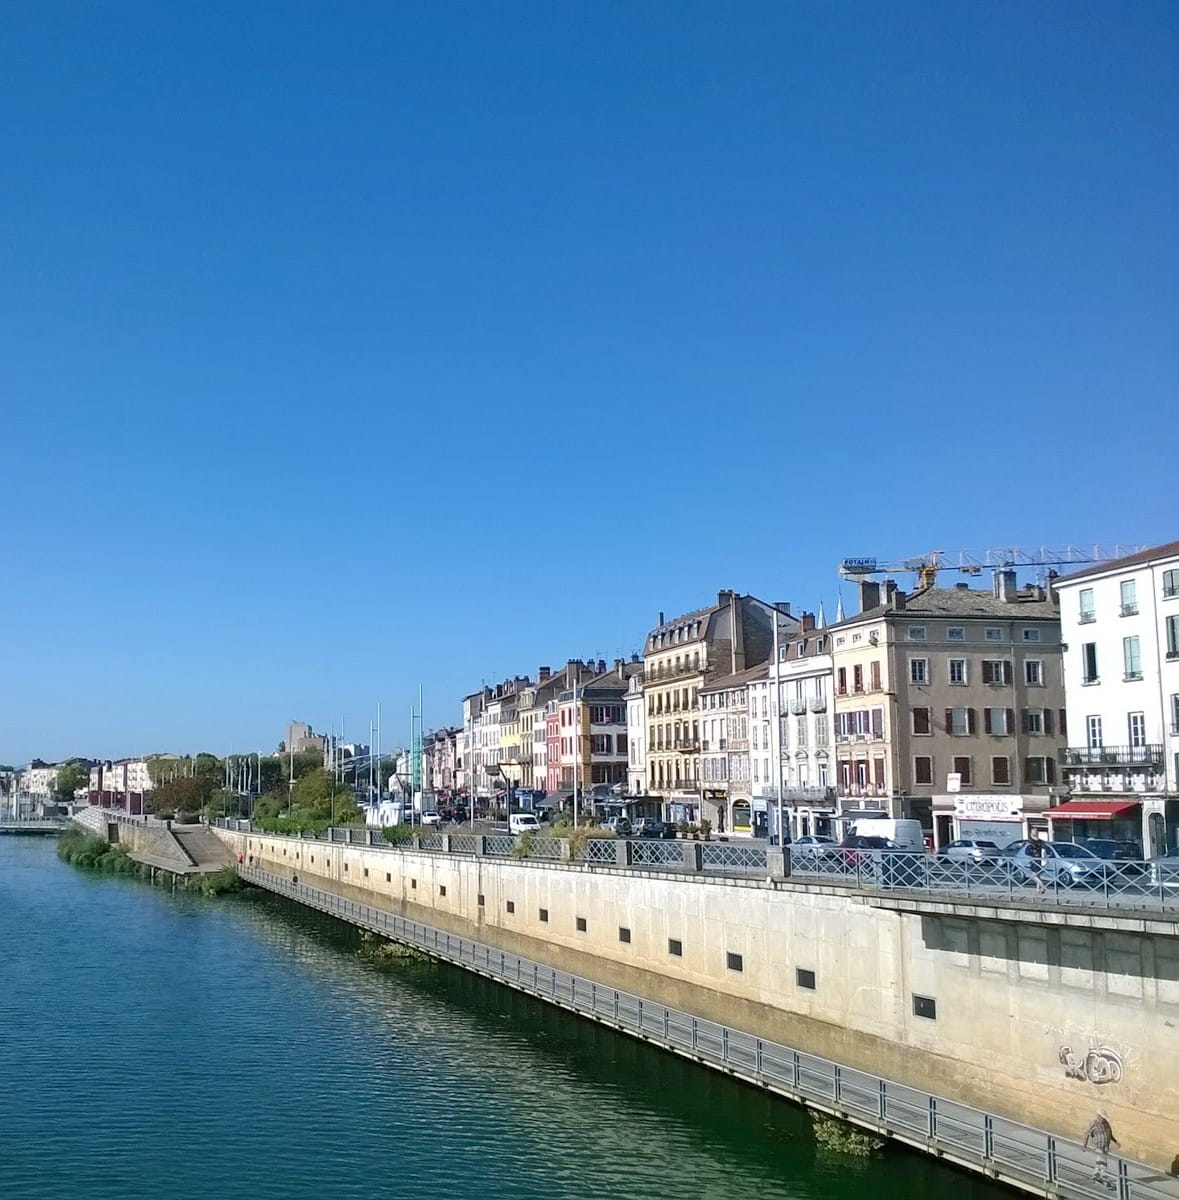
top-left (1045, 800), bottom-right (1141, 820)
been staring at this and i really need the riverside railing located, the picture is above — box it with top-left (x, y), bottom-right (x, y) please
top-left (217, 820), bottom-right (1179, 917)
top-left (238, 864), bottom-right (1177, 1200)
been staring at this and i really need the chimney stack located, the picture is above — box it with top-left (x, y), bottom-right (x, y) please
top-left (994, 569), bottom-right (1018, 603)
top-left (538, 666), bottom-right (551, 682)
top-left (858, 580), bottom-right (881, 612)
top-left (801, 611), bottom-right (816, 632)
top-left (657, 611), bottom-right (664, 626)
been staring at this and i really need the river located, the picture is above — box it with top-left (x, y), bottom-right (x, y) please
top-left (0, 836), bottom-right (1009, 1200)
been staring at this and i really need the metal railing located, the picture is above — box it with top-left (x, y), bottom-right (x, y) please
top-left (1062, 746), bottom-right (1164, 767)
top-left (214, 820), bottom-right (1179, 917)
top-left (239, 865), bottom-right (1177, 1200)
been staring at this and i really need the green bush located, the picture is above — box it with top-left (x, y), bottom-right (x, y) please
top-left (810, 1113), bottom-right (883, 1156)
top-left (57, 830), bottom-right (147, 877)
top-left (511, 832), bottom-right (534, 860)
top-left (381, 824), bottom-right (414, 845)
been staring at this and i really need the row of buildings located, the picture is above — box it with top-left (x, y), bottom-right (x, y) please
top-left (420, 544), bottom-right (1179, 855)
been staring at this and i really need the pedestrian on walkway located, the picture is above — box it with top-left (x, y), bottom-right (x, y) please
top-left (1028, 830), bottom-right (1047, 896)
top-left (1084, 1110), bottom-right (1119, 1186)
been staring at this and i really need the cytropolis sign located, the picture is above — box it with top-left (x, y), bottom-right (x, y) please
top-left (943, 794), bottom-right (1025, 822)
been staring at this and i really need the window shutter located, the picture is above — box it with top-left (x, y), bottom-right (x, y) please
top-left (1044, 709), bottom-right (1055, 736)
top-left (1004, 661), bottom-right (1012, 684)
top-left (1005, 708), bottom-right (1014, 736)
top-left (1046, 757), bottom-right (1056, 784)
top-left (967, 708), bottom-right (977, 735)
top-left (944, 709), bottom-right (953, 735)
top-left (1058, 709), bottom-right (1067, 737)
top-left (1021, 708), bottom-right (1030, 733)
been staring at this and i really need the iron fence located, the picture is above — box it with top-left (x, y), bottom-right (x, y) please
top-left (239, 865), bottom-right (1177, 1200)
top-left (212, 820), bottom-right (1179, 918)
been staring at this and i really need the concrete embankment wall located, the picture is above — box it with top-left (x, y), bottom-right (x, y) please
top-left (72, 809), bottom-right (193, 870)
top-left (215, 828), bottom-right (1179, 1172)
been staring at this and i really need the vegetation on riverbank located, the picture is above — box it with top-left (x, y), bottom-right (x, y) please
top-left (57, 829), bottom-right (149, 876)
top-left (810, 1112), bottom-right (884, 1156)
top-left (357, 931), bottom-right (430, 969)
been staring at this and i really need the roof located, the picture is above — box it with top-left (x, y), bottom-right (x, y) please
top-left (832, 584), bottom-right (1059, 626)
top-left (1052, 540), bottom-right (1179, 584)
top-left (700, 661), bottom-right (769, 693)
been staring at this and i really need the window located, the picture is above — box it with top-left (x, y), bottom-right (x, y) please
top-left (1123, 636), bottom-right (1142, 680)
top-left (870, 660), bottom-right (881, 691)
top-left (1120, 579), bottom-right (1138, 616)
top-left (1172, 694), bottom-right (1179, 735)
top-left (985, 627), bottom-right (1003, 642)
top-left (910, 658), bottom-right (928, 684)
top-left (1025, 756), bottom-right (1056, 784)
top-left (908, 626), bottom-right (927, 640)
top-left (668, 938), bottom-right (683, 956)
top-left (1167, 615), bottom-right (1179, 659)
top-left (984, 707), bottom-right (1011, 735)
top-left (386, 873), bottom-right (391, 883)
top-left (991, 756), bottom-right (1011, 785)
top-left (982, 659), bottom-right (1012, 685)
top-left (478, 894), bottom-right (485, 907)
top-left (1128, 712), bottom-right (1147, 749)
top-left (912, 707), bottom-right (932, 735)
top-left (914, 756), bottom-right (933, 785)
top-left (947, 627), bottom-right (965, 641)
top-left (438, 884), bottom-right (446, 896)
top-left (539, 908), bottom-right (549, 922)
top-left (1025, 659), bottom-right (1044, 686)
top-left (1022, 628), bottom-right (1041, 642)
top-left (853, 664), bottom-right (864, 693)
top-left (1087, 715), bottom-right (1103, 749)
top-left (1082, 642), bottom-right (1099, 683)
top-left (949, 659), bottom-right (967, 685)
top-left (576, 916), bottom-right (587, 932)
top-left (946, 707), bottom-right (975, 736)
top-left (837, 667), bottom-right (847, 695)
top-left (796, 968), bottom-right (816, 990)
top-left (1164, 569), bottom-right (1179, 598)
top-left (1023, 708), bottom-right (1045, 735)
top-left (726, 952), bottom-right (744, 972)
top-left (1079, 588), bottom-right (1095, 622)
top-left (506, 900), bottom-right (515, 913)
top-left (619, 927), bottom-right (631, 944)
top-left (952, 756), bottom-right (973, 785)
top-left (913, 995), bottom-right (937, 1020)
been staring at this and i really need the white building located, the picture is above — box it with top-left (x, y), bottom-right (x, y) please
top-left (1052, 540), bottom-right (1179, 856)
top-left (625, 670), bottom-right (646, 796)
top-left (773, 616), bottom-right (837, 840)
top-left (19, 762), bottom-right (60, 798)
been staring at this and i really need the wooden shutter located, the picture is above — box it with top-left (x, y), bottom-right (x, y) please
top-left (1044, 709), bottom-right (1055, 736)
top-left (967, 708), bottom-right (977, 735)
top-left (1021, 708), bottom-right (1031, 733)
top-left (945, 709), bottom-right (954, 735)
top-left (1006, 708), bottom-right (1015, 736)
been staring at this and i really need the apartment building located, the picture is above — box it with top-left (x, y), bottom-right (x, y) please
top-left (625, 671), bottom-right (646, 796)
top-left (700, 663), bottom-right (764, 833)
top-left (774, 619), bottom-right (837, 840)
top-left (643, 590), bottom-right (799, 823)
top-left (830, 572), bottom-right (1065, 846)
top-left (422, 727), bottom-right (460, 794)
top-left (1051, 540), bottom-right (1179, 856)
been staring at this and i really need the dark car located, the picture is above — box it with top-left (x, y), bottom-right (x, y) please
top-left (1080, 838), bottom-right (1145, 875)
top-left (1147, 846), bottom-right (1179, 892)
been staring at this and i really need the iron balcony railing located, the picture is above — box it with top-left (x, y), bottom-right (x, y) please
top-left (239, 864), bottom-right (1178, 1200)
top-left (1062, 745), bottom-right (1164, 767)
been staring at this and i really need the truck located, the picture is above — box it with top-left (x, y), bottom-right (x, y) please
top-left (846, 818), bottom-right (926, 851)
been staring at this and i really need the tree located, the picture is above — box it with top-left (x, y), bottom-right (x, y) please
top-left (54, 764), bottom-right (90, 802)
top-left (144, 775), bottom-right (216, 817)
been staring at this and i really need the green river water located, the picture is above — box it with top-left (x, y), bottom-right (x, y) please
top-left (0, 835), bottom-right (1011, 1200)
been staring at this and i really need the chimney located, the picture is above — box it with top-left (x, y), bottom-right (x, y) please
top-left (614, 658), bottom-right (625, 673)
top-left (538, 666), bottom-right (551, 682)
top-left (657, 611), bottom-right (664, 626)
top-left (718, 588), bottom-right (735, 607)
top-left (858, 580), bottom-right (881, 612)
top-left (776, 601), bottom-right (791, 615)
top-left (598, 659), bottom-right (606, 673)
top-left (801, 611), bottom-right (816, 632)
top-left (994, 569), bottom-right (1018, 603)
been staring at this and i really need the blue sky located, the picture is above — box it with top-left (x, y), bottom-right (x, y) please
top-left (3, 1), bottom-right (1175, 764)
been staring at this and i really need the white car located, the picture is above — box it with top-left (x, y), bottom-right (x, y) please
top-left (508, 813), bottom-right (541, 835)
top-left (420, 811), bottom-right (442, 826)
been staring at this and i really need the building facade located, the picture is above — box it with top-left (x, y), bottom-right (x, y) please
top-left (1051, 541), bottom-right (1179, 856)
top-left (830, 572), bottom-right (1065, 846)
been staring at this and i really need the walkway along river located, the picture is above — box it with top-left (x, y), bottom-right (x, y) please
top-left (1, 834), bottom-right (1015, 1200)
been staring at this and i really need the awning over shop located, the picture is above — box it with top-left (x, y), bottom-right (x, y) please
top-left (1045, 800), bottom-right (1141, 820)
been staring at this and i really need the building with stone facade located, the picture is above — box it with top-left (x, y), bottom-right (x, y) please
top-left (643, 590), bottom-right (799, 823)
top-left (829, 572), bottom-right (1065, 847)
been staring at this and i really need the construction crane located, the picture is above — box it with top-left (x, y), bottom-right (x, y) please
top-left (838, 546), bottom-right (1147, 591)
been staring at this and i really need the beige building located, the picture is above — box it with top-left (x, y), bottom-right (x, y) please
top-left (643, 590), bottom-right (798, 822)
top-left (830, 572), bottom-right (1065, 846)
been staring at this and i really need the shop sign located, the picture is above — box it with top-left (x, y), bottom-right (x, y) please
top-left (952, 794), bottom-right (1024, 822)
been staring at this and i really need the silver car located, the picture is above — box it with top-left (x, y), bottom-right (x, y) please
top-left (937, 838), bottom-right (1001, 863)
top-left (1007, 840), bottom-right (1115, 888)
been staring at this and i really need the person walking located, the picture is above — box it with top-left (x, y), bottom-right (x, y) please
top-left (1084, 1110), bottom-right (1119, 1186)
top-left (1027, 829), bottom-right (1047, 897)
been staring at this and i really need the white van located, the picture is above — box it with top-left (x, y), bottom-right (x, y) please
top-left (848, 818), bottom-right (926, 850)
top-left (508, 813), bottom-right (541, 835)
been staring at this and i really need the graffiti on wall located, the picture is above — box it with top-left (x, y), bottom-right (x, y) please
top-left (1059, 1044), bottom-right (1123, 1085)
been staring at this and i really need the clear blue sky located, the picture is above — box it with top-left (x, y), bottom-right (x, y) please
top-left (3, 1), bottom-right (1175, 765)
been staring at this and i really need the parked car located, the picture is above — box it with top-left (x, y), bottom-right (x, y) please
top-left (633, 817), bottom-right (665, 837)
top-left (508, 812), bottom-right (541, 835)
top-left (1147, 846), bottom-right (1179, 891)
top-left (937, 839), bottom-right (1002, 863)
top-left (420, 811), bottom-right (442, 826)
top-left (1080, 838), bottom-right (1146, 875)
top-left (600, 816), bottom-right (632, 837)
top-left (789, 835), bottom-right (837, 866)
top-left (1005, 840), bottom-right (1117, 888)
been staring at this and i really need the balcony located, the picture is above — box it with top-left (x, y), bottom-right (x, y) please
top-left (1078, 612), bottom-right (1096, 624)
top-left (789, 699), bottom-right (807, 715)
top-left (781, 785), bottom-right (836, 804)
top-left (1120, 604), bottom-right (1138, 617)
top-left (808, 694), bottom-right (827, 713)
top-left (672, 738), bottom-right (700, 753)
top-left (648, 659), bottom-right (702, 683)
top-left (1062, 744), bottom-right (1164, 768)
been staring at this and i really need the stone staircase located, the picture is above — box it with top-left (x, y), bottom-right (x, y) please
top-left (172, 827), bottom-right (233, 871)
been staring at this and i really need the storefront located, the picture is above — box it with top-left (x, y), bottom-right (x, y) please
top-left (1044, 799), bottom-right (1143, 854)
top-left (933, 794), bottom-right (1025, 849)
